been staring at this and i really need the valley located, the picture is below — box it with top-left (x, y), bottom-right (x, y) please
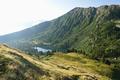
top-left (0, 5), bottom-right (120, 80)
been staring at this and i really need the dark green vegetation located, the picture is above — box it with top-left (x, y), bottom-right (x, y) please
top-left (0, 5), bottom-right (120, 80)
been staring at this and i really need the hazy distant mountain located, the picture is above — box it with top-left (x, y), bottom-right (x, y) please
top-left (0, 5), bottom-right (120, 58)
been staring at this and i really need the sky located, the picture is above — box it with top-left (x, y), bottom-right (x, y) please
top-left (0, 0), bottom-right (120, 35)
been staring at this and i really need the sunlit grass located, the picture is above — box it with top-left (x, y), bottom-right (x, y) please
top-left (0, 44), bottom-right (112, 80)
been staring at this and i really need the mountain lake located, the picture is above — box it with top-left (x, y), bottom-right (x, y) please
top-left (34, 47), bottom-right (52, 52)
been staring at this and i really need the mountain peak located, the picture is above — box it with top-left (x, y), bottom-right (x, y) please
top-left (72, 5), bottom-right (120, 11)
top-left (0, 4), bottom-right (120, 59)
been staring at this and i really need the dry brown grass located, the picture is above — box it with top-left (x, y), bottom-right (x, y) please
top-left (0, 44), bottom-right (112, 80)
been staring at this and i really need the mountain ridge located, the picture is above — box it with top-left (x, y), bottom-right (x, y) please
top-left (0, 5), bottom-right (120, 58)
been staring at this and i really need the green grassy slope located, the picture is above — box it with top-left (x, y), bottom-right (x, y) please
top-left (0, 44), bottom-right (114, 80)
top-left (45, 5), bottom-right (120, 57)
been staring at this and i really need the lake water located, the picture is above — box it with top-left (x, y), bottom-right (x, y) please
top-left (34, 47), bottom-right (52, 52)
